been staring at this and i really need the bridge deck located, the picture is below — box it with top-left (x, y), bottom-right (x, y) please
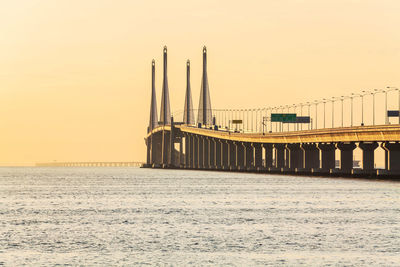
top-left (148, 124), bottom-right (400, 143)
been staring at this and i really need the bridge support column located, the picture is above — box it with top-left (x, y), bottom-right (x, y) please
top-left (193, 135), bottom-right (198, 169)
top-left (286, 143), bottom-right (303, 171)
top-left (284, 147), bottom-right (290, 168)
top-left (337, 142), bottom-right (356, 173)
top-left (317, 143), bottom-right (335, 171)
top-left (169, 117), bottom-right (175, 167)
top-left (244, 142), bottom-right (253, 170)
top-left (359, 142), bottom-right (378, 171)
top-left (215, 139), bottom-right (222, 169)
top-left (208, 138), bottom-right (215, 169)
top-left (146, 138), bottom-right (151, 165)
top-left (253, 143), bottom-right (262, 170)
top-left (384, 150), bottom-right (388, 170)
top-left (381, 142), bottom-right (400, 172)
top-left (263, 144), bottom-right (273, 169)
top-left (228, 141), bottom-right (236, 170)
top-left (203, 137), bottom-right (209, 169)
top-left (235, 142), bottom-right (244, 170)
top-left (150, 134), bottom-right (155, 165)
top-left (198, 136), bottom-right (204, 169)
top-left (184, 134), bottom-right (190, 168)
top-left (179, 139), bottom-right (183, 167)
top-left (161, 130), bottom-right (170, 168)
top-left (301, 143), bottom-right (319, 170)
top-left (273, 143), bottom-right (285, 169)
top-left (222, 141), bottom-right (229, 170)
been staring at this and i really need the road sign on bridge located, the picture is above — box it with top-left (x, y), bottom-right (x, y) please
top-left (296, 116), bottom-right (311, 123)
top-left (271, 113), bottom-right (296, 123)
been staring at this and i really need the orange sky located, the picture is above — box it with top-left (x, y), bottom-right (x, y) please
top-left (1, 0), bottom-right (399, 165)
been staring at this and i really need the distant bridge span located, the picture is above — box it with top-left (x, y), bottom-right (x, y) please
top-left (36, 162), bottom-right (143, 167)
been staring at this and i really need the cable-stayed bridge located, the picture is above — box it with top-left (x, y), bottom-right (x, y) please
top-left (144, 46), bottom-right (400, 178)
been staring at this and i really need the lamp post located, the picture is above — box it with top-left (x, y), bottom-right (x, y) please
top-left (299, 103), bottom-right (303, 130)
top-left (255, 109), bottom-right (258, 132)
top-left (268, 107), bottom-right (272, 132)
top-left (314, 101), bottom-right (319, 129)
top-left (331, 97), bottom-right (335, 128)
top-left (350, 93), bottom-right (355, 127)
top-left (340, 96), bottom-right (344, 127)
top-left (322, 98), bottom-right (327, 128)
top-left (306, 102), bottom-right (311, 130)
top-left (387, 87), bottom-right (400, 124)
top-left (293, 104), bottom-right (299, 131)
top-left (285, 105), bottom-right (290, 132)
top-left (361, 91), bottom-right (367, 126)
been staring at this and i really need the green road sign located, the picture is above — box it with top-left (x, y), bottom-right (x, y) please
top-left (271, 113), bottom-right (296, 123)
top-left (232, 119), bottom-right (243, 124)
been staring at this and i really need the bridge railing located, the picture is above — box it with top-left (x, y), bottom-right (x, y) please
top-left (170, 87), bottom-right (400, 134)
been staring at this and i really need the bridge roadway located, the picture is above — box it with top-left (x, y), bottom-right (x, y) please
top-left (36, 162), bottom-right (143, 167)
top-left (145, 123), bottom-right (400, 177)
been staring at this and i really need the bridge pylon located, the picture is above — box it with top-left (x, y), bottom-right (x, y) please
top-left (197, 46), bottom-right (213, 126)
top-left (183, 60), bottom-right (195, 125)
top-left (160, 46), bottom-right (171, 125)
top-left (148, 59), bottom-right (158, 132)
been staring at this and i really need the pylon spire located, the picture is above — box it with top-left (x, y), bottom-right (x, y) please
top-left (197, 46), bottom-right (212, 125)
top-left (148, 59), bottom-right (158, 132)
top-left (183, 60), bottom-right (195, 125)
top-left (160, 46), bottom-right (171, 125)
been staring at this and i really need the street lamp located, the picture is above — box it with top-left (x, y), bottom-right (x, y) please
top-left (350, 93), bottom-right (355, 127)
top-left (292, 104), bottom-right (297, 131)
top-left (361, 91), bottom-right (367, 126)
top-left (306, 102), bottom-right (311, 130)
top-left (331, 97), bottom-right (335, 128)
top-left (299, 103), bottom-right (304, 130)
top-left (387, 86), bottom-right (400, 124)
top-left (314, 100), bottom-right (319, 129)
top-left (285, 105), bottom-right (290, 132)
top-left (322, 98), bottom-right (327, 128)
top-left (340, 96), bottom-right (344, 127)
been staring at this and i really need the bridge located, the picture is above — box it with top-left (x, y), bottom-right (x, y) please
top-left (36, 162), bottom-right (143, 167)
top-left (144, 46), bottom-right (400, 177)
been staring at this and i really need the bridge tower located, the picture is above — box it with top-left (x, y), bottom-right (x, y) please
top-left (197, 46), bottom-right (213, 126)
top-left (183, 60), bottom-right (195, 125)
top-left (148, 59), bottom-right (158, 131)
top-left (160, 46), bottom-right (171, 125)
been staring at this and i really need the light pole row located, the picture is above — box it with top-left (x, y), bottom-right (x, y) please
top-left (175, 87), bottom-right (399, 133)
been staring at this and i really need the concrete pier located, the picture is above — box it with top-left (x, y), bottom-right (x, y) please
top-left (263, 144), bottom-right (273, 169)
top-left (359, 142), bottom-right (378, 171)
top-left (274, 143), bottom-right (285, 169)
top-left (235, 142), bottom-right (244, 170)
top-left (317, 143), bottom-right (335, 172)
top-left (286, 143), bottom-right (303, 170)
top-left (381, 142), bottom-right (400, 172)
top-left (253, 143), bottom-right (262, 169)
top-left (301, 143), bottom-right (319, 170)
top-left (337, 142), bottom-right (356, 173)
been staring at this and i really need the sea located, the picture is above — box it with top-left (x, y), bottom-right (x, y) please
top-left (0, 167), bottom-right (399, 266)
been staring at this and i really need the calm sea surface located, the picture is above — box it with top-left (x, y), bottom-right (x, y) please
top-left (0, 167), bottom-right (399, 266)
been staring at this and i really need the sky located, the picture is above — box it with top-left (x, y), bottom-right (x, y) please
top-left (1, 0), bottom-right (400, 165)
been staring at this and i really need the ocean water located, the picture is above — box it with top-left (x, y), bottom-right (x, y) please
top-left (0, 167), bottom-right (399, 266)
